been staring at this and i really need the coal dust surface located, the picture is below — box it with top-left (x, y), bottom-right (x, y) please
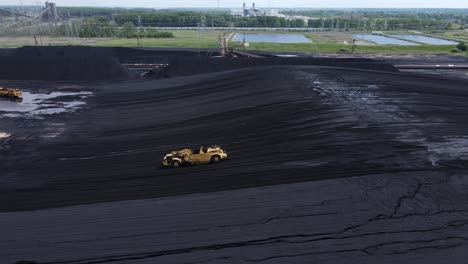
top-left (1, 47), bottom-right (468, 211)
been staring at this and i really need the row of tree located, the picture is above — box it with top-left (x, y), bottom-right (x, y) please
top-left (57, 7), bottom-right (155, 18)
top-left (114, 12), bottom-right (306, 28)
top-left (53, 18), bottom-right (174, 38)
top-left (55, 7), bottom-right (468, 29)
top-left (308, 17), bottom-right (450, 31)
top-left (112, 11), bottom-right (458, 30)
top-left (53, 8), bottom-right (468, 31)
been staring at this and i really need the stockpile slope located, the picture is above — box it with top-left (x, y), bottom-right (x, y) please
top-left (1, 65), bottom-right (468, 210)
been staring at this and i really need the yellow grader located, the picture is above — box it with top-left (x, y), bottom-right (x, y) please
top-left (163, 146), bottom-right (228, 168)
top-left (0, 87), bottom-right (22, 101)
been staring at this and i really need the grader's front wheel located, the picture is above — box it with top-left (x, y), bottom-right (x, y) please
top-left (172, 160), bottom-right (181, 168)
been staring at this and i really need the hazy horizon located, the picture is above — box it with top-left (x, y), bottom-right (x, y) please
top-left (1, 0), bottom-right (468, 8)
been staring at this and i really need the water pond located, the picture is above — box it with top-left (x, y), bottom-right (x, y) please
top-left (390, 34), bottom-right (458, 45)
top-left (233, 33), bottom-right (312, 43)
top-left (352, 34), bottom-right (419, 45)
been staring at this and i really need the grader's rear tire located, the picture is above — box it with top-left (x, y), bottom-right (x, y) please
top-left (172, 160), bottom-right (181, 168)
top-left (211, 155), bottom-right (221, 164)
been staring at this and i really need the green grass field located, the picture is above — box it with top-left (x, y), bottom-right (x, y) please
top-left (0, 29), bottom-right (465, 55)
top-left (0, 37), bottom-right (101, 48)
top-left (427, 31), bottom-right (468, 43)
top-left (95, 30), bottom-right (461, 54)
top-left (95, 30), bottom-right (222, 49)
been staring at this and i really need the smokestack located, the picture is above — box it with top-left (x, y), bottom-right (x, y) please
top-left (243, 2), bottom-right (246, 8)
top-left (253, 3), bottom-right (255, 8)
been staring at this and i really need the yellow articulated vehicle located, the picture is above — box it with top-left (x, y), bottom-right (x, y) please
top-left (163, 146), bottom-right (228, 168)
top-left (0, 87), bottom-right (22, 101)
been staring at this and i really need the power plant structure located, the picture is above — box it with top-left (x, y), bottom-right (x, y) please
top-left (230, 2), bottom-right (280, 17)
top-left (41, 2), bottom-right (59, 23)
top-left (242, 2), bottom-right (260, 17)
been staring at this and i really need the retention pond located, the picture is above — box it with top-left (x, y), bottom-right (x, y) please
top-left (390, 34), bottom-right (458, 45)
top-left (352, 34), bottom-right (419, 45)
top-left (233, 33), bottom-right (312, 43)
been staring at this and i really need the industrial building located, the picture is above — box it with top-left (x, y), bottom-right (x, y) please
top-left (230, 2), bottom-right (281, 17)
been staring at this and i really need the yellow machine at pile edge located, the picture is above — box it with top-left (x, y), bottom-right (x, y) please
top-left (163, 145), bottom-right (228, 168)
top-left (0, 87), bottom-right (22, 99)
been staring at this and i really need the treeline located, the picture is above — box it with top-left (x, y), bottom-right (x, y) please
top-left (287, 10), bottom-right (467, 30)
top-left (46, 6), bottom-right (468, 30)
top-left (114, 12), bottom-right (306, 28)
top-left (308, 17), bottom-right (449, 31)
top-left (56, 7), bottom-right (232, 17)
top-left (52, 8), bottom-right (467, 31)
top-left (54, 18), bottom-right (174, 38)
top-left (282, 9), bottom-right (468, 18)
top-left (113, 11), bottom-right (453, 30)
top-left (57, 7), bottom-right (158, 18)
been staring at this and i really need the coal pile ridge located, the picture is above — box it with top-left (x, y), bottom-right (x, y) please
top-left (153, 56), bottom-right (397, 78)
top-left (0, 56), bottom-right (129, 80)
top-left (0, 47), bottom-right (397, 80)
top-left (0, 46), bottom-right (221, 80)
top-left (14, 46), bottom-right (209, 59)
top-left (14, 46), bottom-right (214, 65)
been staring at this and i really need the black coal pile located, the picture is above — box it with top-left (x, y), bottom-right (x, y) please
top-left (0, 56), bottom-right (129, 80)
top-left (0, 48), bottom-right (16, 56)
top-left (0, 46), bottom-right (222, 80)
top-left (14, 46), bottom-right (213, 64)
top-left (151, 56), bottom-right (397, 78)
top-left (14, 46), bottom-right (209, 58)
top-left (0, 46), bottom-right (138, 80)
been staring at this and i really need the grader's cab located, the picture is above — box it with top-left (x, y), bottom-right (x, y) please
top-left (162, 146), bottom-right (228, 168)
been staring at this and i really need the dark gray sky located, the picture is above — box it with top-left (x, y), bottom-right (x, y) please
top-left (3, 0), bottom-right (468, 8)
